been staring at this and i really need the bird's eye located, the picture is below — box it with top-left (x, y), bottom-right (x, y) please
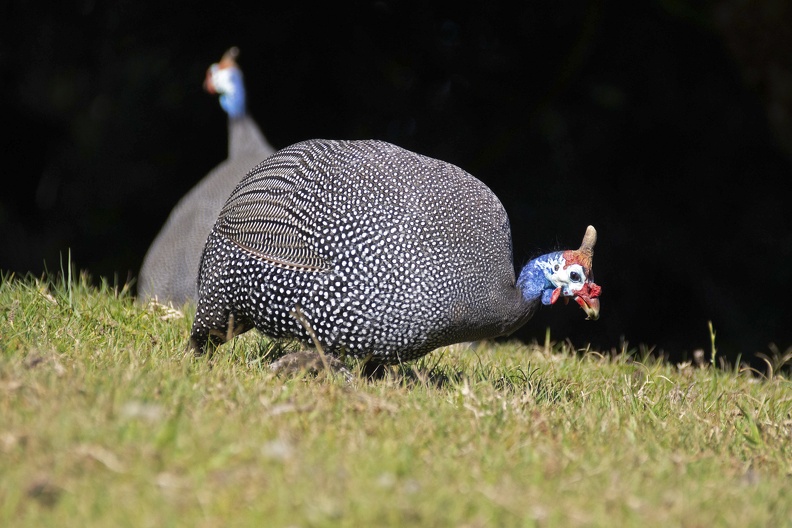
top-left (554, 264), bottom-right (559, 271)
top-left (570, 271), bottom-right (581, 282)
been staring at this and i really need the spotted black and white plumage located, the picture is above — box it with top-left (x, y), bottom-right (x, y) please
top-left (190, 139), bottom-right (601, 363)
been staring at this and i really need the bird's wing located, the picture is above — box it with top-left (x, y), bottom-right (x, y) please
top-left (215, 157), bottom-right (331, 272)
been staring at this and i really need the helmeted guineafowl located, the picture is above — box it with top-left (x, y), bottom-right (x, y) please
top-left (138, 47), bottom-right (275, 305)
top-left (189, 139), bottom-right (601, 365)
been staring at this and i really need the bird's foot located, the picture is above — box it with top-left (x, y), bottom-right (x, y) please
top-left (269, 350), bottom-right (354, 382)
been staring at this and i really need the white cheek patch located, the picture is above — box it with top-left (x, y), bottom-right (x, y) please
top-left (537, 255), bottom-right (566, 283)
top-left (211, 67), bottom-right (236, 95)
top-left (538, 257), bottom-right (586, 295)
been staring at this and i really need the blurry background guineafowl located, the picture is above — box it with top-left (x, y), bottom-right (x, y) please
top-left (138, 47), bottom-right (275, 305)
top-left (189, 139), bottom-right (601, 364)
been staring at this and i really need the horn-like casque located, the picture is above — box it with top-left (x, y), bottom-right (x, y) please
top-left (579, 225), bottom-right (597, 256)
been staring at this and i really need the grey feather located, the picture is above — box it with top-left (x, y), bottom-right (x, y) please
top-left (138, 50), bottom-right (274, 305)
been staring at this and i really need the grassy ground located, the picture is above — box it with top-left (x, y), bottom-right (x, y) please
top-left (2, 271), bottom-right (792, 527)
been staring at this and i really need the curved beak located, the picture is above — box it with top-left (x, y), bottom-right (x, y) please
top-left (575, 295), bottom-right (600, 320)
top-left (204, 67), bottom-right (217, 94)
top-left (573, 281), bottom-right (601, 320)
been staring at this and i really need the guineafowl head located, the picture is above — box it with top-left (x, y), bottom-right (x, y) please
top-left (517, 225), bottom-right (601, 320)
top-left (204, 46), bottom-right (246, 119)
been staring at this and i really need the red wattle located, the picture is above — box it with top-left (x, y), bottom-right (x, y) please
top-left (550, 287), bottom-right (561, 304)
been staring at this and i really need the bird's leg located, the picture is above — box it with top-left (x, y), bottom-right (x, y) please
top-left (268, 305), bottom-right (354, 381)
top-left (269, 350), bottom-right (353, 381)
top-left (189, 311), bottom-right (252, 357)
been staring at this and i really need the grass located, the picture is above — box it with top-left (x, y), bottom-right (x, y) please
top-left (2, 271), bottom-right (792, 527)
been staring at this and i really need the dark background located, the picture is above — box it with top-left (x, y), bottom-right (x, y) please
top-left (3, 1), bottom-right (792, 366)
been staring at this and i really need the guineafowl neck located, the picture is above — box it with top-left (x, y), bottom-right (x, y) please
top-left (228, 115), bottom-right (273, 159)
top-left (516, 253), bottom-right (559, 304)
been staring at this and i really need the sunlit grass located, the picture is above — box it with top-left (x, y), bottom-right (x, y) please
top-left (2, 271), bottom-right (792, 527)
